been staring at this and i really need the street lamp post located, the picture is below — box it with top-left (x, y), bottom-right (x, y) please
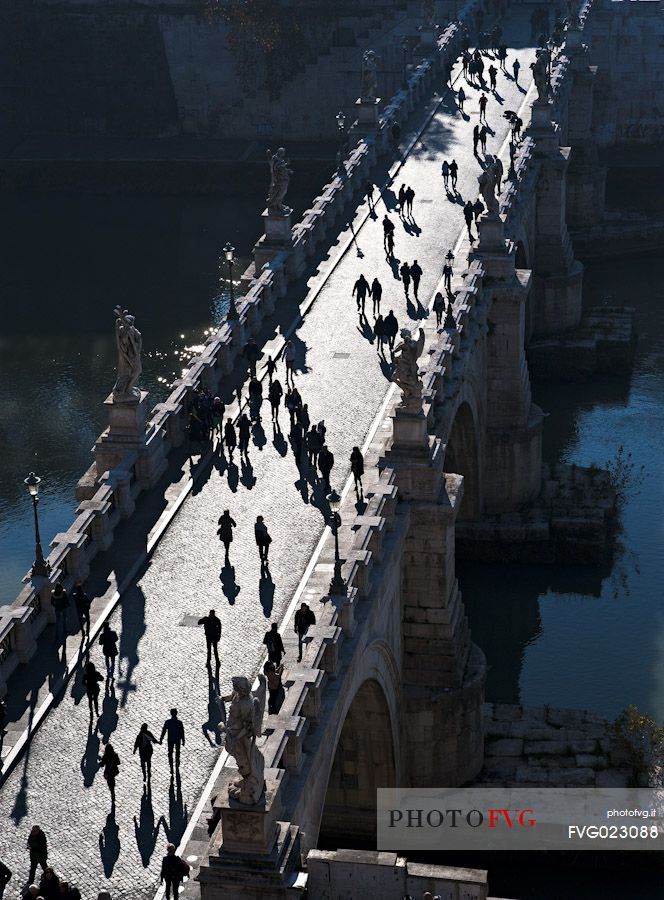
top-left (326, 489), bottom-right (346, 595)
top-left (335, 111), bottom-right (347, 174)
top-left (223, 242), bottom-right (239, 321)
top-left (24, 472), bottom-right (50, 578)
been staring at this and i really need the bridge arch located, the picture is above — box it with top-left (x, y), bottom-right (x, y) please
top-left (443, 398), bottom-right (481, 521)
top-left (317, 642), bottom-right (400, 849)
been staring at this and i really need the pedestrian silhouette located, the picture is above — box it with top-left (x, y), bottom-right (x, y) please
top-left (268, 378), bottom-right (283, 423)
top-left (217, 510), bottom-right (237, 566)
top-left (83, 660), bottom-right (103, 720)
top-left (397, 183), bottom-right (406, 215)
top-left (160, 709), bottom-right (185, 779)
top-left (350, 446), bottom-right (364, 498)
top-left (98, 743), bottom-right (120, 809)
top-left (449, 159), bottom-right (458, 191)
top-left (318, 444), bottom-right (335, 494)
top-left (27, 825), bottom-right (48, 883)
top-left (433, 292), bottom-right (445, 327)
top-left (254, 515), bottom-right (272, 570)
top-left (400, 261), bottom-right (411, 298)
top-left (472, 125), bottom-right (479, 155)
top-left (284, 339), bottom-right (296, 387)
top-left (463, 200), bottom-right (475, 241)
top-left (264, 661), bottom-right (285, 714)
top-left (197, 609), bottom-right (222, 668)
top-left (238, 412), bottom-right (251, 458)
top-left (133, 723), bottom-right (158, 785)
top-left (352, 274), bottom-right (370, 315)
top-left (263, 623), bottom-right (285, 665)
top-left (72, 581), bottom-right (91, 643)
top-left (224, 418), bottom-right (236, 462)
top-left (370, 277), bottom-right (382, 316)
top-left (410, 260), bottom-right (422, 301)
top-left (384, 310), bottom-right (399, 353)
top-left (99, 621), bottom-right (119, 680)
top-left (441, 159), bottom-right (450, 191)
top-left (294, 602), bottom-right (316, 662)
top-left (160, 842), bottom-right (188, 900)
top-left (405, 185), bottom-right (415, 217)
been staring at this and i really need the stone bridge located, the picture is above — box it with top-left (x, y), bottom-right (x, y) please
top-left (196, 4), bottom-right (607, 897)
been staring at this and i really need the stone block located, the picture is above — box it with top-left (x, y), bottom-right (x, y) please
top-left (485, 738), bottom-right (523, 757)
top-left (523, 740), bottom-right (569, 756)
top-left (596, 769), bottom-right (631, 788)
top-left (493, 703), bottom-right (522, 722)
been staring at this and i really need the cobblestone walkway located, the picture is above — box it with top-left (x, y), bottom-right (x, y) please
top-left (0, 10), bottom-right (538, 898)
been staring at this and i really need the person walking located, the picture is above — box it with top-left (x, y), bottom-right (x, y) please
top-left (263, 661), bottom-right (284, 714)
top-left (38, 867), bottom-right (60, 900)
top-left (285, 386), bottom-right (300, 430)
top-left (318, 444), bottom-right (334, 494)
top-left (382, 214), bottom-right (395, 253)
top-left (433, 291), bottom-right (445, 327)
top-left (98, 743), bottom-right (120, 808)
top-left (397, 184), bottom-right (406, 215)
top-left (352, 274), bottom-right (370, 315)
top-left (248, 377), bottom-right (263, 423)
top-left (27, 826), bottom-right (48, 884)
top-left (133, 723), bottom-right (158, 785)
top-left (160, 843), bottom-right (188, 900)
top-left (217, 510), bottom-right (236, 566)
top-left (463, 200), bottom-right (475, 240)
top-left (365, 178), bottom-right (375, 211)
top-left (350, 446), bottom-right (364, 497)
top-left (238, 412), bottom-right (251, 457)
top-left (268, 378), bottom-right (283, 423)
top-left (211, 396), bottom-right (225, 446)
top-left (291, 419), bottom-right (304, 464)
top-left (513, 115), bottom-right (522, 142)
top-left (478, 92), bottom-right (488, 123)
top-left (441, 159), bottom-right (450, 191)
top-left (263, 623), bottom-right (285, 665)
top-left (306, 425), bottom-right (322, 468)
top-left (405, 185), bottom-right (415, 217)
top-left (488, 63), bottom-right (497, 91)
top-left (390, 120), bottom-right (401, 148)
top-left (254, 515), bottom-right (272, 568)
top-left (242, 338), bottom-right (261, 378)
top-left (72, 582), bottom-right (91, 642)
top-left (266, 355), bottom-right (277, 384)
top-left (443, 260), bottom-right (453, 294)
top-left (83, 660), bottom-right (103, 720)
top-left (297, 402), bottom-right (310, 435)
top-left (472, 124), bottom-right (479, 155)
top-left (410, 260), bottom-right (422, 301)
top-left (493, 156), bottom-right (504, 193)
top-left (512, 58), bottom-right (520, 84)
top-left (479, 124), bottom-right (488, 155)
top-left (457, 86), bottom-right (465, 113)
top-left (374, 314), bottom-right (386, 357)
top-left (473, 197), bottom-right (485, 224)
top-left (197, 609), bottom-right (222, 668)
top-left (384, 310), bottom-right (399, 353)
top-left (294, 602), bottom-right (316, 662)
top-left (449, 159), bottom-right (458, 191)
top-left (284, 339), bottom-right (296, 387)
top-left (399, 262), bottom-right (411, 299)
top-left (370, 277), bottom-right (382, 316)
top-left (160, 709), bottom-right (185, 778)
top-left (51, 582), bottom-right (69, 645)
top-left (98, 621), bottom-right (118, 680)
top-left (462, 49), bottom-right (470, 78)
top-left (224, 418), bottom-right (236, 462)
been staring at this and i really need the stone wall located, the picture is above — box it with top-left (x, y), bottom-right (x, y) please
top-left (589, 0), bottom-right (664, 147)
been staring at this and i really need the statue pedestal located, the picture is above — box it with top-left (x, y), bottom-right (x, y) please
top-left (419, 24), bottom-right (438, 49)
top-left (93, 391), bottom-right (167, 489)
top-left (355, 97), bottom-right (380, 127)
top-left (476, 213), bottom-right (505, 253)
top-left (198, 767), bottom-right (303, 900)
top-left (253, 208), bottom-right (305, 280)
top-left (530, 99), bottom-right (554, 133)
top-left (391, 407), bottom-right (428, 450)
top-left (470, 214), bottom-right (515, 280)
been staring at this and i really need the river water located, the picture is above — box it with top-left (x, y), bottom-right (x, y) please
top-left (1, 195), bottom-right (662, 721)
